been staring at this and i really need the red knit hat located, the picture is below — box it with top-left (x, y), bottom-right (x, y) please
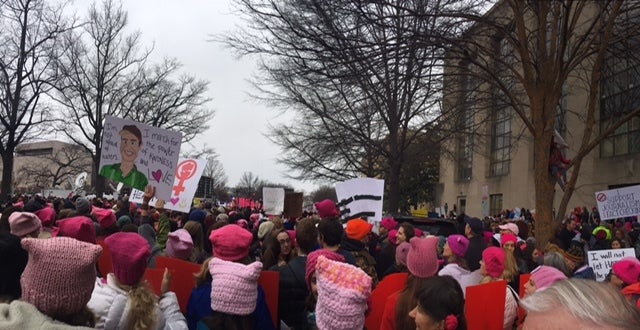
top-left (500, 234), bottom-right (518, 247)
top-left (345, 219), bottom-right (372, 241)
top-left (34, 207), bottom-right (56, 227)
top-left (92, 207), bottom-right (116, 229)
top-left (613, 257), bottom-right (640, 285)
top-left (57, 216), bottom-right (96, 244)
top-left (9, 212), bottom-right (42, 238)
top-left (315, 199), bottom-right (339, 218)
top-left (21, 237), bottom-right (102, 316)
top-left (482, 247), bottom-right (506, 278)
top-left (209, 224), bottom-right (253, 261)
top-left (105, 232), bottom-right (151, 285)
top-left (380, 217), bottom-right (398, 231)
top-left (407, 236), bottom-right (439, 278)
top-left (306, 249), bottom-right (345, 288)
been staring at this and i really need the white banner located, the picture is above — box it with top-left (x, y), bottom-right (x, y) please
top-left (335, 178), bottom-right (384, 224)
top-left (99, 115), bottom-right (182, 201)
top-left (587, 248), bottom-right (636, 281)
top-left (42, 189), bottom-right (73, 198)
top-left (130, 158), bottom-right (206, 213)
top-left (263, 187), bottom-right (285, 215)
top-left (595, 185), bottom-right (640, 220)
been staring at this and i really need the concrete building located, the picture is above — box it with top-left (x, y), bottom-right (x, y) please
top-left (438, 2), bottom-right (640, 218)
top-left (10, 141), bottom-right (93, 193)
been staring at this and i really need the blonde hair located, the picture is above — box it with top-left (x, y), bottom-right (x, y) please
top-left (502, 250), bottom-right (519, 282)
top-left (120, 281), bottom-right (158, 330)
top-left (195, 257), bottom-right (213, 287)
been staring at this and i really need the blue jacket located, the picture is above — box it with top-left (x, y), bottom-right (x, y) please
top-left (187, 283), bottom-right (274, 330)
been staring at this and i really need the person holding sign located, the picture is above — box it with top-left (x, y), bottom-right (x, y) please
top-left (100, 125), bottom-right (148, 190)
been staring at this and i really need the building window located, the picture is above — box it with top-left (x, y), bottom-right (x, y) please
top-left (600, 7), bottom-right (640, 157)
top-left (490, 194), bottom-right (503, 217)
top-left (490, 107), bottom-right (511, 176)
top-left (456, 67), bottom-right (476, 181)
top-left (16, 148), bottom-right (53, 157)
top-left (489, 37), bottom-right (513, 177)
top-left (457, 197), bottom-right (466, 214)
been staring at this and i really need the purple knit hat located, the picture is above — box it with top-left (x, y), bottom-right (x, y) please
top-left (306, 249), bottom-right (345, 288)
top-left (530, 266), bottom-right (567, 291)
top-left (105, 232), bottom-right (151, 285)
top-left (407, 236), bottom-right (439, 278)
top-left (210, 258), bottom-right (263, 315)
top-left (395, 242), bottom-right (410, 266)
top-left (316, 255), bottom-right (372, 330)
top-left (166, 229), bottom-right (194, 260)
top-left (447, 234), bottom-right (469, 258)
top-left (20, 237), bottom-right (102, 316)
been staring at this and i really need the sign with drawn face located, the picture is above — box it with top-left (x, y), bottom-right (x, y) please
top-left (130, 158), bottom-right (206, 213)
top-left (99, 116), bottom-right (182, 201)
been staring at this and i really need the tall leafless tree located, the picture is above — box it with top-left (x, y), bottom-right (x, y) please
top-left (221, 0), bottom-right (479, 212)
top-left (0, 0), bottom-right (76, 199)
top-left (51, 0), bottom-right (212, 196)
top-left (445, 0), bottom-right (640, 246)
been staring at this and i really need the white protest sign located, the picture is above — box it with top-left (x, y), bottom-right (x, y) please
top-left (263, 187), bottom-right (285, 215)
top-left (99, 116), bottom-right (182, 201)
top-left (335, 178), bottom-right (384, 225)
top-left (595, 185), bottom-right (640, 220)
top-left (42, 189), bottom-right (73, 198)
top-left (587, 248), bottom-right (636, 281)
top-left (130, 158), bottom-right (206, 213)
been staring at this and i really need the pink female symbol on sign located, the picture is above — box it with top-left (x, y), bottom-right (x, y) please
top-left (173, 160), bottom-right (198, 196)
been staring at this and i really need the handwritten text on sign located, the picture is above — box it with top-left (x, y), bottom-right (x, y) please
top-left (595, 184), bottom-right (640, 220)
top-left (99, 116), bottom-right (182, 201)
top-left (587, 248), bottom-right (636, 281)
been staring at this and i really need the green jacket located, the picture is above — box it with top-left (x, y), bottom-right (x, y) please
top-left (99, 163), bottom-right (148, 191)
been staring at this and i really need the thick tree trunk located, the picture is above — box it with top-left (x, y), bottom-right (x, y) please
top-left (387, 159), bottom-right (402, 214)
top-left (533, 128), bottom-right (557, 248)
top-left (1, 146), bottom-right (15, 200)
top-left (92, 153), bottom-right (105, 197)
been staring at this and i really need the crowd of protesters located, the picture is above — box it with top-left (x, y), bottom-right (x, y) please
top-left (1, 189), bottom-right (640, 330)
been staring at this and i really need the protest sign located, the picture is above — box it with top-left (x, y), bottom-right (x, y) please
top-left (99, 116), bottom-right (182, 201)
top-left (335, 178), bottom-right (384, 225)
top-left (465, 281), bottom-right (507, 330)
top-left (587, 248), bottom-right (636, 281)
top-left (595, 184), bottom-right (640, 220)
top-left (130, 158), bottom-right (206, 213)
top-left (263, 187), bottom-right (285, 215)
top-left (283, 192), bottom-right (303, 219)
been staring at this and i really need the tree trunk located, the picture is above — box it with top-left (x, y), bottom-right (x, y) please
top-left (533, 132), bottom-right (557, 248)
top-left (1, 146), bottom-right (15, 200)
top-left (92, 153), bottom-right (105, 197)
top-left (387, 158), bottom-right (402, 214)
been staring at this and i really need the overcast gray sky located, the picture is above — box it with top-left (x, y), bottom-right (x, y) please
top-left (112, 0), bottom-right (319, 193)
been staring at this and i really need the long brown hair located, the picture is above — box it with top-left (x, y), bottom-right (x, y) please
top-left (395, 275), bottom-right (431, 329)
top-left (195, 257), bottom-right (213, 287)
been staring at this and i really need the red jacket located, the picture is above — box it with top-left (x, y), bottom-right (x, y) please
top-left (622, 282), bottom-right (640, 309)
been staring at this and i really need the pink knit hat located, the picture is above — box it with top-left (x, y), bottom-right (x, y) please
top-left (105, 232), bottom-right (151, 285)
top-left (530, 266), bottom-right (567, 291)
top-left (395, 242), bottom-right (410, 266)
top-left (380, 217), bottom-right (398, 231)
top-left (306, 249), bottom-right (346, 288)
top-left (210, 258), bottom-right (263, 315)
top-left (166, 229), bottom-right (194, 260)
top-left (9, 212), bottom-right (42, 237)
top-left (498, 223), bottom-right (519, 235)
top-left (447, 234), bottom-right (469, 258)
top-left (92, 207), bottom-right (116, 229)
top-left (500, 234), bottom-right (518, 247)
top-left (20, 237), bottom-right (101, 316)
top-left (613, 257), bottom-right (640, 285)
top-left (482, 247), bottom-right (506, 278)
top-left (209, 224), bottom-right (253, 261)
top-left (316, 255), bottom-right (372, 330)
top-left (315, 199), bottom-right (339, 218)
top-left (414, 228), bottom-right (424, 238)
top-left (388, 229), bottom-right (398, 245)
top-left (57, 216), bottom-right (96, 244)
top-left (34, 207), bottom-right (56, 227)
top-left (407, 236), bottom-right (439, 278)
